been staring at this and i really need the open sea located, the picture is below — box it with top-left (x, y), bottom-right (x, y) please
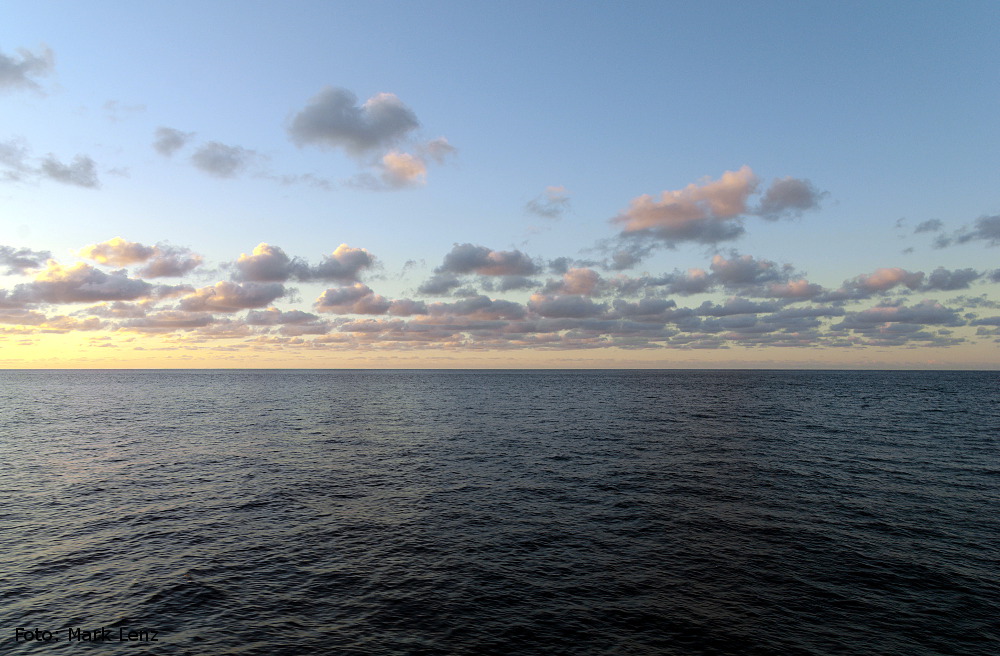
top-left (1, 369), bottom-right (998, 655)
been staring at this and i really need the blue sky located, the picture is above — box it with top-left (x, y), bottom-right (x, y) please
top-left (1, 1), bottom-right (999, 367)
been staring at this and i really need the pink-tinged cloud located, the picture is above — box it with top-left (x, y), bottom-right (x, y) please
top-left (768, 279), bottom-right (824, 299)
top-left (847, 267), bottom-right (924, 293)
top-left (613, 166), bottom-right (758, 243)
top-left (178, 281), bottom-right (286, 312)
top-left (551, 268), bottom-right (602, 296)
top-left (380, 151), bottom-right (426, 187)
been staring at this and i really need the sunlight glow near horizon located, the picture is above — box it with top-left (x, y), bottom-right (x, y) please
top-left (1, 1), bottom-right (999, 368)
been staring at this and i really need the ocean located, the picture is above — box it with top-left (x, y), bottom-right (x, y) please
top-left (2, 370), bottom-right (997, 655)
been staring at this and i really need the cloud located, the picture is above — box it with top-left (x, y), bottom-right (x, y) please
top-left (288, 87), bottom-right (419, 156)
top-left (922, 267), bottom-right (981, 291)
top-left (15, 262), bottom-right (155, 304)
top-left (612, 166), bottom-right (758, 243)
top-left (914, 219), bottom-right (943, 234)
top-left (244, 307), bottom-right (320, 325)
top-left (955, 215), bottom-right (1000, 247)
top-left (526, 186), bottom-right (570, 219)
top-left (138, 246), bottom-right (203, 278)
top-left (79, 238), bottom-right (203, 278)
top-left (119, 310), bottom-right (215, 333)
top-left (436, 243), bottom-right (541, 276)
top-left (544, 268), bottom-right (602, 296)
top-left (767, 279), bottom-right (824, 300)
top-left (190, 142), bottom-right (258, 178)
top-left (756, 177), bottom-right (824, 219)
top-left (179, 281), bottom-right (286, 312)
top-left (80, 237), bottom-right (155, 265)
top-left (709, 253), bottom-right (791, 286)
top-left (428, 295), bottom-right (526, 320)
top-left (845, 267), bottom-right (924, 293)
top-left (1, 140), bottom-right (100, 188)
top-left (416, 272), bottom-right (463, 295)
top-left (153, 127), bottom-right (196, 156)
top-left (233, 243), bottom-right (374, 282)
top-left (528, 293), bottom-right (606, 318)
top-left (0, 138), bottom-right (31, 182)
top-left (380, 151), bottom-right (426, 188)
top-left (0, 246), bottom-right (51, 274)
top-left (934, 215), bottom-right (1000, 248)
top-left (835, 300), bottom-right (964, 330)
top-left (696, 298), bottom-right (783, 317)
top-left (419, 137), bottom-right (457, 163)
top-left (314, 283), bottom-right (424, 316)
top-left (40, 155), bottom-right (100, 188)
top-left (0, 45), bottom-right (54, 92)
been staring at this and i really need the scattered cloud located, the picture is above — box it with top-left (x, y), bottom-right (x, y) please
top-left (844, 267), bottom-right (924, 293)
top-left (756, 177), bottom-right (825, 220)
top-left (380, 151), bottom-right (426, 188)
top-left (190, 142), bottom-right (259, 178)
top-left (1, 140), bottom-right (100, 188)
top-left (612, 166), bottom-right (758, 244)
top-left (0, 45), bottom-right (54, 93)
top-left (40, 154), bottom-right (100, 188)
top-left (79, 238), bottom-right (203, 278)
top-left (178, 281), bottom-right (286, 312)
top-left (0, 245), bottom-right (51, 274)
top-left (418, 137), bottom-right (457, 163)
top-left (233, 243), bottom-right (375, 283)
top-left (934, 215), bottom-right (1000, 248)
top-left (153, 127), bottom-right (196, 156)
top-left (436, 243), bottom-right (541, 276)
top-left (288, 86), bottom-right (419, 156)
top-left (526, 186), bottom-right (570, 219)
top-left (612, 167), bottom-right (823, 245)
top-left (922, 267), bottom-right (980, 291)
top-left (914, 219), bottom-right (943, 234)
top-left (14, 261), bottom-right (155, 304)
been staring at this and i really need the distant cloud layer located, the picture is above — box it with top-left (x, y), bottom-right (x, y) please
top-left (1, 232), bottom-right (998, 352)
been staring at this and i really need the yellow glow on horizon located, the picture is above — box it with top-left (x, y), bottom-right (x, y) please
top-left (1, 329), bottom-right (998, 369)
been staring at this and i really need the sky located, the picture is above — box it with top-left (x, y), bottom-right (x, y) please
top-left (1, 0), bottom-right (999, 368)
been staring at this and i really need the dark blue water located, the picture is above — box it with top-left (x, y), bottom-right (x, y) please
top-left (2, 370), bottom-right (998, 655)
